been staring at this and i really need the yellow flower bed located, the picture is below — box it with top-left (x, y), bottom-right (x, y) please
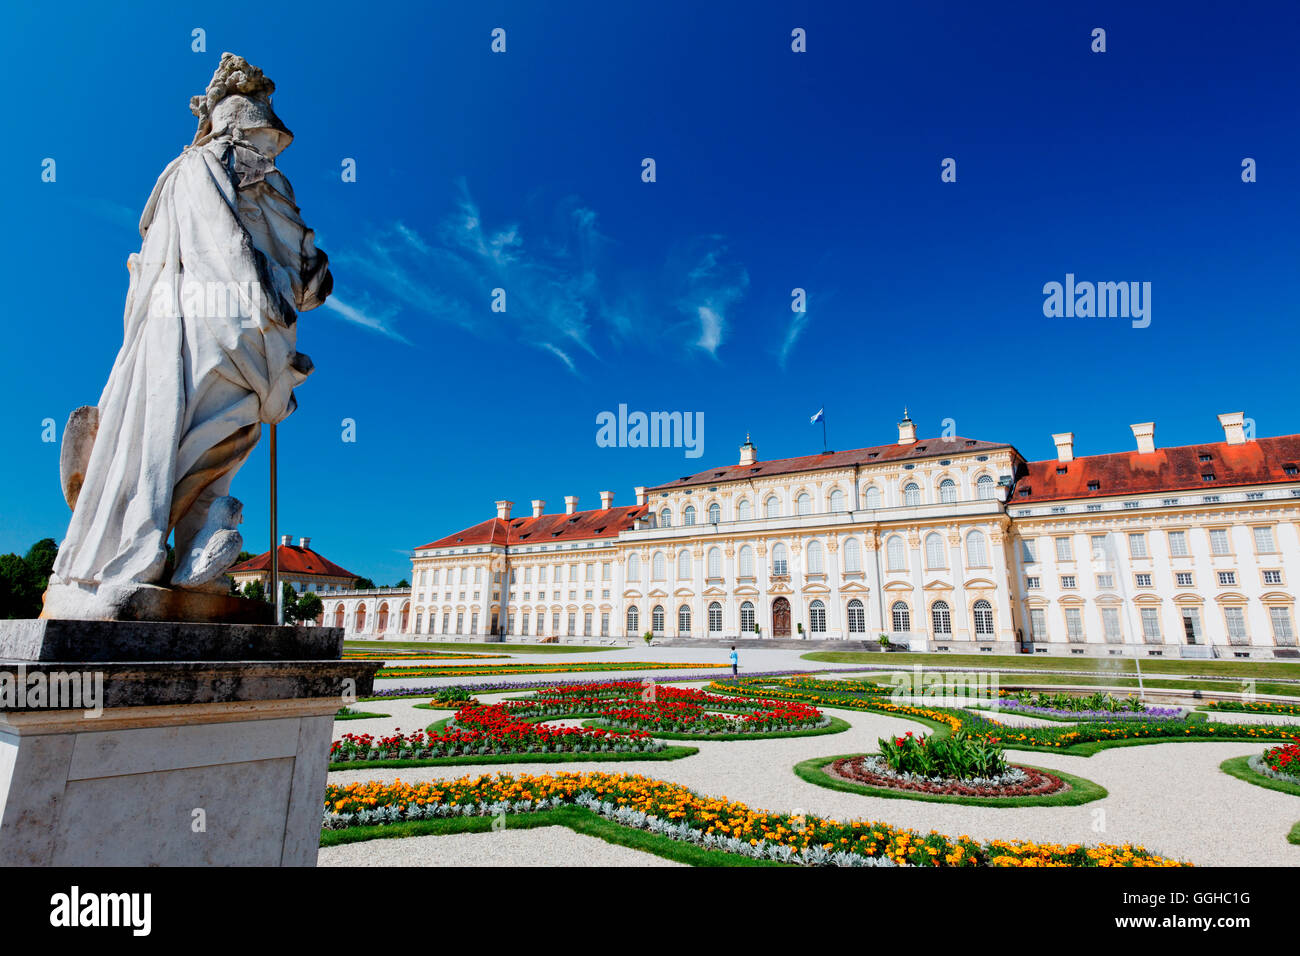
top-left (325, 771), bottom-right (1188, 867)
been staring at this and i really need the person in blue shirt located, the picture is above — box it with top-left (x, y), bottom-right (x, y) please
top-left (729, 645), bottom-right (738, 677)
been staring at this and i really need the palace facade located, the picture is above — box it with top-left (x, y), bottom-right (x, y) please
top-left (328, 411), bottom-right (1300, 659)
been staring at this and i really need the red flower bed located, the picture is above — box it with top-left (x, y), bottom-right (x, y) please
top-left (830, 756), bottom-right (1068, 798)
top-left (1263, 738), bottom-right (1300, 778)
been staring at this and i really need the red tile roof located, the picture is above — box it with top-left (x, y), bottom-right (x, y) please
top-left (416, 505), bottom-right (649, 551)
top-left (228, 545), bottom-right (358, 580)
top-left (646, 436), bottom-right (1012, 491)
top-left (1015, 435), bottom-right (1300, 502)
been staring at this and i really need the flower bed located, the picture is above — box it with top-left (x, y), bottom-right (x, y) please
top-left (359, 668), bottom-right (829, 701)
top-left (830, 755), bottom-right (1067, 798)
top-left (983, 701), bottom-right (1184, 722)
top-left (520, 681), bottom-right (827, 736)
top-left (322, 771), bottom-right (1186, 867)
top-left (1206, 700), bottom-right (1300, 718)
top-left (1259, 738), bottom-right (1300, 783)
top-left (708, 677), bottom-right (1300, 752)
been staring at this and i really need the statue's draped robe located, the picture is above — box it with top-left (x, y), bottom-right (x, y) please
top-left (51, 138), bottom-right (329, 591)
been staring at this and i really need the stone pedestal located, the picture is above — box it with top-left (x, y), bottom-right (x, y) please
top-left (0, 621), bottom-right (378, 866)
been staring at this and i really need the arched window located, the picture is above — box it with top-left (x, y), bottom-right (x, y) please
top-left (708, 503), bottom-right (721, 524)
top-left (809, 600), bottom-right (826, 632)
top-left (739, 545), bottom-right (754, 577)
top-left (652, 551), bottom-right (666, 580)
top-left (891, 601), bottom-right (911, 632)
top-left (678, 604), bottom-right (692, 633)
top-left (931, 600), bottom-right (952, 635)
top-left (796, 492), bottom-right (812, 515)
top-left (772, 542), bottom-right (789, 576)
top-left (707, 546), bottom-right (723, 578)
top-left (765, 496), bottom-right (781, 518)
top-left (683, 505), bottom-right (696, 526)
top-left (334, 604), bottom-right (345, 628)
top-left (740, 601), bottom-right (756, 632)
top-left (903, 483), bottom-right (921, 507)
top-left (626, 606), bottom-right (639, 634)
top-left (737, 498), bottom-right (752, 521)
top-left (652, 605), bottom-right (665, 633)
top-left (806, 540), bottom-right (824, 573)
top-left (627, 553), bottom-right (641, 580)
top-left (677, 549), bottom-right (692, 580)
top-left (967, 529), bottom-right (988, 567)
top-left (864, 486), bottom-right (882, 509)
top-left (708, 601), bottom-right (723, 632)
top-left (973, 599), bottom-right (994, 635)
top-left (925, 532), bottom-right (946, 569)
top-left (847, 599), bottom-right (865, 633)
top-left (355, 604), bottom-right (367, 631)
top-left (976, 475), bottom-right (995, 500)
top-left (843, 537), bottom-right (862, 572)
top-left (939, 479), bottom-right (957, 504)
top-left (659, 508), bottom-right (672, 527)
top-left (829, 489), bottom-right (845, 512)
top-left (886, 535), bottom-right (906, 571)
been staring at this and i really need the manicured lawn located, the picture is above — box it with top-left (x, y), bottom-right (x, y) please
top-left (793, 754), bottom-right (1107, 807)
top-left (345, 640), bottom-right (621, 654)
top-left (319, 806), bottom-right (786, 865)
top-left (335, 710), bottom-right (391, 720)
top-left (1219, 754), bottom-right (1300, 798)
top-left (802, 650), bottom-right (1300, 679)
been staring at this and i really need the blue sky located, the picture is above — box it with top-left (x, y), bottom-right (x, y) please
top-left (2, 1), bottom-right (1298, 584)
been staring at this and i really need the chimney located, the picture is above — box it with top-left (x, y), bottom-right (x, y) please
top-left (599, 490), bottom-right (614, 509)
top-left (897, 408), bottom-right (917, 445)
top-left (1131, 422), bottom-right (1156, 455)
top-left (739, 433), bottom-right (757, 466)
top-left (1217, 411), bottom-right (1246, 445)
top-left (1052, 432), bottom-right (1075, 463)
top-left (280, 534), bottom-right (291, 547)
top-left (531, 499), bottom-right (546, 518)
top-left (634, 486), bottom-right (647, 506)
top-left (495, 500), bottom-right (513, 520)
top-left (298, 536), bottom-right (311, 550)
top-left (564, 495), bottom-right (579, 515)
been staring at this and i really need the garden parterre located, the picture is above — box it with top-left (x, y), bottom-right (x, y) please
top-left (322, 771), bottom-right (1188, 867)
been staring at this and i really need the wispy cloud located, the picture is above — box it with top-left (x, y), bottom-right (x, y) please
top-left (327, 183), bottom-right (748, 374)
top-left (779, 306), bottom-right (811, 368)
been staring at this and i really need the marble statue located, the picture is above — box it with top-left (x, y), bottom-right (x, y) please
top-left (42, 53), bottom-right (331, 621)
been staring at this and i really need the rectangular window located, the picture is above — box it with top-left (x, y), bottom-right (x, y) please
top-left (1086, 504), bottom-right (1103, 512)
top-left (1128, 533), bottom-right (1148, 558)
top-left (1026, 576), bottom-right (1040, 589)
top-left (1030, 608), bottom-right (1047, 639)
top-left (1209, 529), bottom-right (1231, 555)
top-left (1060, 575), bottom-right (1076, 589)
top-left (1269, 607), bottom-right (1295, 646)
top-left (1054, 537), bottom-right (1073, 561)
top-left (1096, 574), bottom-right (1114, 589)
top-left (1224, 607), bottom-right (1248, 645)
top-left (1253, 526), bottom-right (1276, 552)
top-left (584, 612), bottom-right (593, 636)
top-left (1102, 607), bottom-right (1122, 643)
top-left (1140, 607), bottom-right (1161, 643)
top-left (1176, 572), bottom-right (1194, 586)
top-left (1167, 531), bottom-right (1189, 557)
top-left (1180, 608), bottom-right (1202, 644)
top-left (456, 612), bottom-right (464, 632)
top-left (1135, 573), bottom-right (1152, 587)
top-left (1064, 608), bottom-right (1084, 641)
top-left (567, 612), bottom-right (576, 635)
top-left (602, 562), bottom-right (611, 581)
top-left (1218, 571), bottom-right (1236, 586)
top-left (1022, 539), bottom-right (1038, 563)
top-left (1123, 501), bottom-right (1140, 510)
top-left (601, 612), bottom-right (610, 636)
top-left (1263, 570), bottom-right (1283, 585)
top-left (1162, 497), bottom-right (1180, 506)
top-left (470, 612), bottom-right (479, 633)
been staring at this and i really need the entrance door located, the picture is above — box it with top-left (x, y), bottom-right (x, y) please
top-left (772, 597), bottom-right (791, 637)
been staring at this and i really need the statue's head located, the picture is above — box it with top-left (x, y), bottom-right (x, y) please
top-left (190, 53), bottom-right (293, 157)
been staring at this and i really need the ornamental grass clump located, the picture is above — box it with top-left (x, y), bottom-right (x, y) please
top-left (877, 730), bottom-right (1008, 780)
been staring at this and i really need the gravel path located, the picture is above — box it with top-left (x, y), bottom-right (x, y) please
top-left (317, 827), bottom-right (684, 867)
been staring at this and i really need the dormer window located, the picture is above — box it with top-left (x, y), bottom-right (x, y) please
top-left (1202, 473), bottom-right (1216, 482)
top-left (1056, 467), bottom-right (1068, 475)
top-left (1198, 454), bottom-right (1212, 463)
top-left (1284, 464), bottom-right (1299, 476)
top-left (1087, 480), bottom-right (1100, 491)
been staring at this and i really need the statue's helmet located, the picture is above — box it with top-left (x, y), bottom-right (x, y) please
top-left (190, 53), bottom-right (292, 155)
